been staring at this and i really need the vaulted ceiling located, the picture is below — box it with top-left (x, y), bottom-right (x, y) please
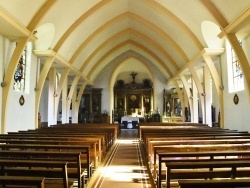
top-left (1, 0), bottom-right (250, 86)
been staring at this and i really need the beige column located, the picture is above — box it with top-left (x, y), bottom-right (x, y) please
top-left (188, 65), bottom-right (205, 123)
top-left (73, 81), bottom-right (87, 123)
top-left (71, 88), bottom-right (78, 123)
top-left (192, 78), bottom-right (199, 123)
top-left (180, 75), bottom-right (193, 121)
top-left (61, 76), bottom-right (68, 123)
top-left (204, 66), bottom-right (212, 126)
top-left (48, 68), bottom-right (57, 126)
top-left (66, 75), bottom-right (80, 124)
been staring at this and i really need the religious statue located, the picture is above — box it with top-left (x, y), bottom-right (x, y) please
top-left (130, 72), bottom-right (137, 83)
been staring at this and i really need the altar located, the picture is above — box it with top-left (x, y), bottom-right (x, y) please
top-left (121, 116), bottom-right (140, 129)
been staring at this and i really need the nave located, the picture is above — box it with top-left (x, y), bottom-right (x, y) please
top-left (87, 129), bottom-right (154, 188)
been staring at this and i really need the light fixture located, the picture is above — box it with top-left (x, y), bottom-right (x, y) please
top-left (201, 93), bottom-right (206, 96)
top-left (53, 93), bottom-right (58, 97)
top-left (66, 97), bottom-right (70, 100)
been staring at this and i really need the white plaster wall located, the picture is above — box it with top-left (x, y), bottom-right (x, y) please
top-left (218, 39), bottom-right (250, 131)
top-left (3, 41), bottom-right (38, 132)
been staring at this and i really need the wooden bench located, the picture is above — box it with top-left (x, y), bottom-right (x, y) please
top-left (153, 143), bottom-right (250, 175)
top-left (0, 138), bottom-right (99, 169)
top-left (146, 138), bottom-right (250, 157)
top-left (7, 132), bottom-right (110, 153)
top-left (6, 131), bottom-right (110, 160)
top-left (178, 179), bottom-right (250, 188)
top-left (13, 124), bottom-right (118, 151)
top-left (163, 160), bottom-right (250, 188)
top-left (0, 159), bottom-right (68, 188)
top-left (0, 150), bottom-right (84, 188)
top-left (140, 129), bottom-right (250, 143)
top-left (157, 151), bottom-right (250, 188)
top-left (48, 123), bottom-right (119, 142)
top-left (150, 142), bottom-right (250, 169)
top-left (0, 143), bottom-right (91, 179)
top-left (0, 176), bottom-right (45, 188)
top-left (138, 124), bottom-right (245, 140)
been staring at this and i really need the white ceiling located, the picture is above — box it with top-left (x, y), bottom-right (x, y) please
top-left (0, 0), bottom-right (249, 86)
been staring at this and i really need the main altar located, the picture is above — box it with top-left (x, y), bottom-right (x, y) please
top-left (113, 72), bottom-right (153, 124)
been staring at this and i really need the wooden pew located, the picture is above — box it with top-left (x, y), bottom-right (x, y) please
top-left (0, 150), bottom-right (84, 188)
top-left (150, 142), bottom-right (250, 171)
top-left (13, 124), bottom-right (117, 150)
top-left (8, 131), bottom-right (110, 153)
top-left (147, 138), bottom-right (250, 155)
top-left (157, 150), bottom-right (250, 188)
top-left (0, 159), bottom-right (68, 188)
top-left (164, 160), bottom-right (250, 188)
top-left (48, 123), bottom-right (119, 142)
top-left (138, 124), bottom-right (237, 140)
top-left (153, 144), bottom-right (250, 171)
top-left (139, 124), bottom-right (250, 188)
top-left (0, 144), bottom-right (91, 180)
top-left (0, 124), bottom-right (119, 187)
top-left (11, 128), bottom-right (113, 154)
top-left (178, 179), bottom-right (250, 188)
top-left (140, 128), bottom-right (249, 143)
top-left (0, 138), bottom-right (99, 169)
top-left (0, 176), bottom-right (45, 188)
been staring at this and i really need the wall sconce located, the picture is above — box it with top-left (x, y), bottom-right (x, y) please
top-left (66, 97), bottom-right (70, 100)
top-left (1, 82), bottom-right (7, 87)
top-left (53, 93), bottom-right (58, 97)
top-left (201, 93), bottom-right (206, 96)
top-left (189, 96), bottom-right (193, 99)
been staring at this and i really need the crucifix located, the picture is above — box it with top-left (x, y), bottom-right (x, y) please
top-left (130, 72), bottom-right (137, 83)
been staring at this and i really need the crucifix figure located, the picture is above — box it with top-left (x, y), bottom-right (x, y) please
top-left (130, 72), bottom-right (137, 83)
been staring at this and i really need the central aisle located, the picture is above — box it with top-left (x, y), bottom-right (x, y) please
top-left (87, 129), bottom-right (155, 188)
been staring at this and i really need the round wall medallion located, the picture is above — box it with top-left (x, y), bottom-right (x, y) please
top-left (19, 95), bottom-right (25, 106)
top-left (233, 94), bottom-right (239, 105)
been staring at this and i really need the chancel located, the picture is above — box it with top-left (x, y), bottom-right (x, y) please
top-left (113, 72), bottom-right (154, 127)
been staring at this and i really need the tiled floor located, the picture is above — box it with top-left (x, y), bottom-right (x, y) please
top-left (87, 129), bottom-right (155, 188)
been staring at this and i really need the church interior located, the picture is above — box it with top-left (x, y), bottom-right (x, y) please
top-left (1, 0), bottom-right (250, 187)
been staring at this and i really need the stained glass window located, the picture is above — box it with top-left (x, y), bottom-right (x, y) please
top-left (13, 45), bottom-right (26, 92)
top-left (231, 40), bottom-right (244, 92)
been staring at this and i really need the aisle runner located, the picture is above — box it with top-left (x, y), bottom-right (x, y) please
top-left (92, 129), bottom-right (152, 188)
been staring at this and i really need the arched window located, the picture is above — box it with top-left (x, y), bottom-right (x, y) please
top-left (13, 44), bottom-right (26, 92)
top-left (227, 40), bottom-right (244, 93)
